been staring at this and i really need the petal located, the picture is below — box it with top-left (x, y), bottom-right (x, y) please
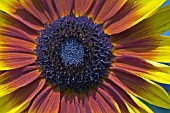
top-left (0, 11), bottom-right (39, 43)
top-left (112, 5), bottom-right (170, 39)
top-left (34, 90), bottom-right (53, 113)
top-left (87, 0), bottom-right (105, 20)
top-left (0, 17), bottom-right (37, 71)
top-left (46, 91), bottom-right (60, 113)
top-left (104, 0), bottom-right (166, 35)
top-left (95, 91), bottom-right (116, 113)
top-left (0, 78), bottom-right (45, 113)
top-left (105, 77), bottom-right (152, 113)
top-left (74, 95), bottom-right (80, 113)
top-left (0, 0), bottom-right (19, 14)
top-left (76, 93), bottom-right (88, 113)
top-left (100, 83), bottom-right (129, 113)
top-left (44, 0), bottom-right (59, 21)
top-left (59, 94), bottom-right (67, 113)
top-left (0, 66), bottom-right (40, 97)
top-left (20, 0), bottom-right (57, 24)
top-left (60, 92), bottom-right (77, 113)
top-left (86, 90), bottom-right (103, 113)
top-left (0, 35), bottom-right (36, 54)
top-left (82, 94), bottom-right (92, 113)
top-left (73, 0), bottom-right (93, 17)
top-left (0, 44), bottom-right (34, 55)
top-left (113, 35), bottom-right (170, 62)
top-left (94, 0), bottom-right (127, 23)
top-left (110, 68), bottom-right (170, 109)
top-left (0, 52), bottom-right (36, 70)
top-left (113, 56), bottom-right (170, 84)
top-left (128, 94), bottom-right (154, 113)
top-left (28, 87), bottom-right (60, 113)
top-left (28, 86), bottom-right (52, 113)
top-left (0, 0), bottom-right (44, 30)
top-left (54, 0), bottom-right (73, 17)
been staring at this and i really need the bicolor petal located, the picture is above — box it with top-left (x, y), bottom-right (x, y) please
top-left (110, 68), bottom-right (170, 109)
top-left (94, 0), bottom-right (127, 24)
top-left (73, 0), bottom-right (93, 17)
top-left (104, 0), bottom-right (166, 35)
top-left (28, 86), bottom-right (60, 113)
top-left (113, 35), bottom-right (170, 62)
top-left (113, 56), bottom-right (170, 84)
top-left (0, 78), bottom-right (45, 113)
top-left (60, 92), bottom-right (79, 113)
top-left (112, 5), bottom-right (170, 42)
top-left (54, 0), bottom-right (73, 18)
top-left (0, 0), bottom-right (44, 30)
top-left (20, 0), bottom-right (56, 24)
top-left (0, 66), bottom-right (40, 97)
top-left (0, 0), bottom-right (19, 14)
top-left (0, 11), bottom-right (38, 43)
top-left (128, 94), bottom-right (154, 113)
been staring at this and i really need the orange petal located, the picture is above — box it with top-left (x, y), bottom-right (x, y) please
top-left (54, 0), bottom-right (73, 17)
top-left (0, 78), bottom-right (45, 113)
top-left (102, 80), bottom-right (149, 113)
top-left (38, 90), bottom-right (53, 113)
top-left (60, 92), bottom-right (78, 113)
top-left (113, 56), bottom-right (170, 84)
top-left (73, 0), bottom-right (93, 17)
top-left (0, 0), bottom-right (44, 30)
top-left (47, 91), bottom-right (61, 113)
top-left (113, 35), bottom-right (170, 62)
top-left (74, 94), bottom-right (81, 113)
top-left (20, 0), bottom-right (57, 24)
top-left (0, 26), bottom-right (37, 44)
top-left (28, 86), bottom-right (52, 113)
top-left (88, 0), bottom-right (105, 20)
top-left (95, 0), bottom-right (127, 24)
top-left (110, 68), bottom-right (170, 109)
top-left (104, 0), bottom-right (166, 35)
top-left (87, 90), bottom-right (103, 113)
top-left (76, 93), bottom-right (87, 113)
top-left (0, 66), bottom-right (40, 97)
top-left (29, 86), bottom-right (60, 113)
top-left (0, 11), bottom-right (39, 42)
top-left (83, 95), bottom-right (93, 113)
top-left (107, 75), bottom-right (153, 112)
top-left (95, 91), bottom-right (116, 113)
top-left (112, 5), bottom-right (170, 40)
top-left (0, 35), bottom-right (36, 53)
top-left (60, 94), bottom-right (67, 113)
top-left (0, 51), bottom-right (36, 70)
top-left (45, 0), bottom-right (59, 21)
top-left (0, 44), bottom-right (34, 55)
top-left (99, 84), bottom-right (128, 113)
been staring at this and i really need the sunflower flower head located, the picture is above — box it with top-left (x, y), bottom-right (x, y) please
top-left (0, 0), bottom-right (170, 113)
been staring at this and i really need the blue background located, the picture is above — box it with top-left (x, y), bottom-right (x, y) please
top-left (145, 1), bottom-right (170, 113)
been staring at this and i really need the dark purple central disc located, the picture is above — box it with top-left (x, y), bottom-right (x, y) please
top-left (35, 14), bottom-right (112, 92)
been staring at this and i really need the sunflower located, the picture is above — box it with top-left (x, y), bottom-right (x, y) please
top-left (0, 0), bottom-right (170, 113)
